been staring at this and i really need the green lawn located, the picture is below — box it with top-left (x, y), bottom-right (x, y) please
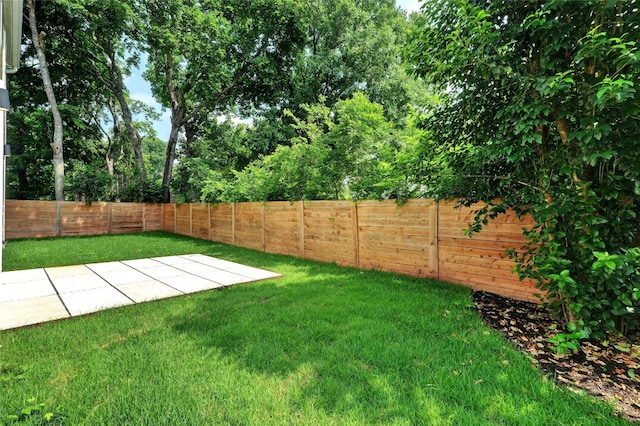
top-left (0, 232), bottom-right (630, 425)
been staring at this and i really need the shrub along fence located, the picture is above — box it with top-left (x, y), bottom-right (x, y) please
top-left (5, 199), bottom-right (538, 302)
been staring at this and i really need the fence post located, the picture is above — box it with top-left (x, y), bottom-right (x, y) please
top-left (262, 202), bottom-right (266, 252)
top-left (352, 202), bottom-right (360, 268)
top-left (173, 203), bottom-right (177, 233)
top-left (55, 201), bottom-right (62, 236)
top-left (107, 203), bottom-right (112, 235)
top-left (208, 203), bottom-right (212, 241)
top-left (231, 202), bottom-right (236, 245)
top-left (299, 201), bottom-right (305, 258)
top-left (161, 203), bottom-right (165, 231)
top-left (429, 200), bottom-right (439, 279)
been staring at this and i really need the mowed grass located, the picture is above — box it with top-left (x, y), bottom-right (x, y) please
top-left (0, 232), bottom-right (630, 425)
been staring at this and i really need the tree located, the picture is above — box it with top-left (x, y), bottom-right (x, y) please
top-left (204, 93), bottom-right (419, 203)
top-left (242, 0), bottom-right (420, 151)
top-left (25, 0), bottom-right (65, 201)
top-left (168, 0), bottom-right (425, 201)
top-left (72, 0), bottom-right (149, 182)
top-left (406, 0), bottom-right (640, 341)
top-left (9, 0), bottom-right (167, 202)
top-left (141, 0), bottom-right (305, 201)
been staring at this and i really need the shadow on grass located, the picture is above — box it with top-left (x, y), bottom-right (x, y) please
top-left (167, 264), bottom-right (625, 425)
top-left (1, 231), bottom-right (629, 424)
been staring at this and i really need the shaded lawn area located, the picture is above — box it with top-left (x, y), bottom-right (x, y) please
top-left (0, 232), bottom-right (631, 425)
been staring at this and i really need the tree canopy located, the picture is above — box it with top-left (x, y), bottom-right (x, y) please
top-left (406, 0), bottom-right (640, 343)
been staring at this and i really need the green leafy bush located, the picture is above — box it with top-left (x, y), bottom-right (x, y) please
top-left (406, 0), bottom-right (640, 342)
top-left (67, 164), bottom-right (113, 204)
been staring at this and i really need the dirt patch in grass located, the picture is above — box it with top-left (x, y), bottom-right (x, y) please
top-left (473, 290), bottom-right (640, 423)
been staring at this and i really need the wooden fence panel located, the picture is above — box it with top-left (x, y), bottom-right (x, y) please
top-left (61, 202), bottom-right (109, 236)
top-left (175, 204), bottom-right (191, 236)
top-left (5, 200), bottom-right (57, 239)
top-left (5, 199), bottom-right (541, 302)
top-left (303, 201), bottom-right (356, 267)
top-left (144, 204), bottom-right (163, 231)
top-left (358, 199), bottom-right (436, 277)
top-left (162, 203), bottom-right (175, 233)
top-left (110, 203), bottom-right (144, 234)
top-left (234, 202), bottom-right (264, 251)
top-left (265, 201), bottom-right (301, 257)
top-left (437, 200), bottom-right (538, 302)
top-left (210, 203), bottom-right (233, 244)
top-left (191, 204), bottom-right (210, 240)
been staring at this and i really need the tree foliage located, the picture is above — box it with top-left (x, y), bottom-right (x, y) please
top-left (406, 0), bottom-right (640, 340)
top-left (169, 0), bottom-right (426, 203)
top-left (8, 0), bottom-right (163, 202)
top-left (141, 0), bottom-right (305, 201)
top-left (201, 93), bottom-right (421, 203)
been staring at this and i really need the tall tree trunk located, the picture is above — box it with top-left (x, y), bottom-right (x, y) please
top-left (161, 124), bottom-right (180, 202)
top-left (110, 59), bottom-right (147, 182)
top-left (26, 0), bottom-right (64, 201)
top-left (161, 54), bottom-right (185, 202)
top-left (105, 99), bottom-right (120, 177)
top-left (86, 50), bottom-right (147, 182)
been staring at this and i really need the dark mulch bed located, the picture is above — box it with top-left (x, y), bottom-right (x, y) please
top-left (472, 290), bottom-right (640, 423)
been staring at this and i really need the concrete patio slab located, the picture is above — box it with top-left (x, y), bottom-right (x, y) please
top-left (46, 265), bottom-right (93, 278)
top-left (193, 269), bottom-right (249, 286)
top-left (0, 280), bottom-right (56, 303)
top-left (152, 255), bottom-right (195, 266)
top-left (132, 265), bottom-right (187, 280)
top-left (48, 273), bottom-right (111, 294)
top-left (159, 275), bottom-right (225, 293)
top-left (86, 261), bottom-right (134, 274)
top-left (1, 268), bottom-right (49, 284)
top-left (0, 254), bottom-right (281, 331)
top-left (122, 258), bottom-right (164, 269)
top-left (115, 281), bottom-right (182, 303)
top-left (0, 295), bottom-right (70, 329)
top-left (190, 257), bottom-right (247, 270)
top-left (97, 269), bottom-right (155, 286)
top-left (60, 286), bottom-right (134, 316)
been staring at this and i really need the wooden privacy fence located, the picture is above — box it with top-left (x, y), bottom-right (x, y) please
top-left (5, 200), bottom-right (163, 238)
top-left (162, 199), bottom-right (539, 302)
top-left (5, 199), bottom-right (538, 302)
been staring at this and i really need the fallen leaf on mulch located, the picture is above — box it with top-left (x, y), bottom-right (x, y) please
top-left (473, 290), bottom-right (640, 423)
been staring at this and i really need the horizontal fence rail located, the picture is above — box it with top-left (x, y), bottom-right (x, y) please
top-left (5, 199), bottom-right (539, 302)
